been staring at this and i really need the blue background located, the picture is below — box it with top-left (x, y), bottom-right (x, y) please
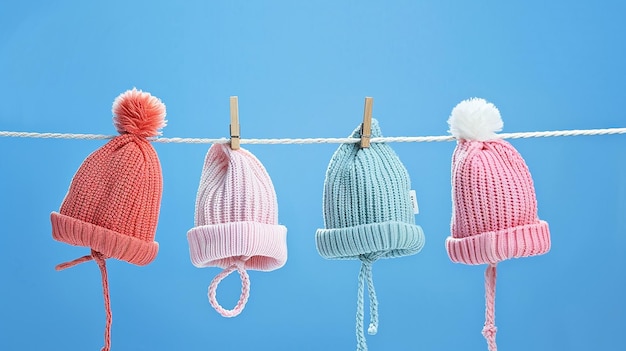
top-left (1, 1), bottom-right (625, 350)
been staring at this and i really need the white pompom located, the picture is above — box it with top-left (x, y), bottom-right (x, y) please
top-left (447, 98), bottom-right (503, 141)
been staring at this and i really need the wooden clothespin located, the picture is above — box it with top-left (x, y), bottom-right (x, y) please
top-left (230, 96), bottom-right (240, 150)
top-left (360, 97), bottom-right (373, 148)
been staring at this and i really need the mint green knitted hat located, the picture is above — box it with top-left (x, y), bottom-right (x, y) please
top-left (316, 118), bottom-right (425, 351)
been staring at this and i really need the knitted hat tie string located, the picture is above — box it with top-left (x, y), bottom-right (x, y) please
top-left (316, 119), bottom-right (425, 351)
top-left (208, 257), bottom-right (251, 318)
top-left (482, 263), bottom-right (498, 351)
top-left (56, 249), bottom-right (112, 351)
top-left (356, 252), bottom-right (384, 351)
top-left (446, 98), bottom-right (550, 346)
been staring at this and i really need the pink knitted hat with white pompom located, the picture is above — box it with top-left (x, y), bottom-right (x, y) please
top-left (51, 88), bottom-right (167, 351)
top-left (446, 98), bottom-right (550, 351)
top-left (187, 143), bottom-right (288, 318)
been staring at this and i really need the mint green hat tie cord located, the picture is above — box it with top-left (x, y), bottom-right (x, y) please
top-left (316, 119), bottom-right (426, 351)
top-left (356, 252), bottom-right (384, 351)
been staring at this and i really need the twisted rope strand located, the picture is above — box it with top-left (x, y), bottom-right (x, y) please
top-left (356, 261), bottom-right (368, 351)
top-left (207, 261), bottom-right (251, 318)
top-left (93, 253), bottom-right (112, 351)
top-left (483, 264), bottom-right (498, 351)
top-left (56, 250), bottom-right (112, 351)
top-left (355, 253), bottom-right (384, 351)
top-left (363, 263), bottom-right (378, 335)
top-left (1, 127), bottom-right (625, 144)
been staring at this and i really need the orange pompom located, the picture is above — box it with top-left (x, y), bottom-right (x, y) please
top-left (112, 88), bottom-right (167, 138)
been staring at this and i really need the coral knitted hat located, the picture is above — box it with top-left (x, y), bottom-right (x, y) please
top-left (187, 143), bottom-right (288, 318)
top-left (446, 98), bottom-right (550, 351)
top-left (51, 88), bottom-right (166, 351)
top-left (316, 119), bottom-right (425, 351)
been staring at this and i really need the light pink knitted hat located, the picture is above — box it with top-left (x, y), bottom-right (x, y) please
top-left (187, 143), bottom-right (288, 317)
top-left (446, 98), bottom-right (550, 351)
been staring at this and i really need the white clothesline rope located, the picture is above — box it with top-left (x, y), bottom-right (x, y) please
top-left (1, 127), bottom-right (626, 144)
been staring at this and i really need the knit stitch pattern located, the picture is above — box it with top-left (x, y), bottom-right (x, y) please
top-left (316, 119), bottom-right (425, 260)
top-left (316, 119), bottom-right (424, 351)
top-left (446, 139), bottom-right (550, 265)
top-left (52, 134), bottom-right (161, 265)
top-left (445, 98), bottom-right (551, 351)
top-left (188, 144), bottom-right (287, 270)
top-left (51, 88), bottom-right (166, 351)
top-left (187, 143), bottom-right (287, 317)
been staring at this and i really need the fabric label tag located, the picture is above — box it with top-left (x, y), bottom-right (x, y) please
top-left (409, 190), bottom-right (419, 214)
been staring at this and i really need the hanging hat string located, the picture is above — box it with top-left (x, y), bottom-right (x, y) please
top-left (56, 249), bottom-right (112, 351)
top-left (483, 263), bottom-right (498, 351)
top-left (356, 252), bottom-right (384, 351)
top-left (208, 257), bottom-right (251, 318)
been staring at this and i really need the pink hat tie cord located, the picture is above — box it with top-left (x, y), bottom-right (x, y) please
top-left (208, 257), bottom-right (251, 318)
top-left (56, 249), bottom-right (112, 351)
top-left (446, 98), bottom-right (551, 350)
top-left (483, 263), bottom-right (498, 351)
top-left (187, 144), bottom-right (288, 318)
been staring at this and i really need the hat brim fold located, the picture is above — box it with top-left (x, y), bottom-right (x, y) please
top-left (446, 220), bottom-right (550, 265)
top-left (187, 221), bottom-right (288, 271)
top-left (316, 221), bottom-right (425, 260)
top-left (51, 212), bottom-right (159, 266)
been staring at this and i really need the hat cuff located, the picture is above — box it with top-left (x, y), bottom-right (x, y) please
top-left (316, 221), bottom-right (425, 260)
top-left (446, 220), bottom-right (550, 265)
top-left (187, 221), bottom-right (288, 271)
top-left (51, 212), bottom-right (159, 266)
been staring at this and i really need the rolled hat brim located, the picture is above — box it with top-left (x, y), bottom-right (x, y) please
top-left (51, 212), bottom-right (159, 266)
top-left (446, 220), bottom-right (550, 265)
top-left (316, 221), bottom-right (425, 260)
top-left (187, 221), bottom-right (288, 271)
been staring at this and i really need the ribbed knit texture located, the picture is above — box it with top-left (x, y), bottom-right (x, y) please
top-left (446, 139), bottom-right (550, 264)
top-left (52, 134), bottom-right (162, 263)
top-left (187, 143), bottom-right (287, 317)
top-left (317, 119), bottom-right (425, 260)
top-left (446, 100), bottom-right (550, 351)
top-left (51, 89), bottom-right (165, 351)
top-left (316, 119), bottom-right (425, 351)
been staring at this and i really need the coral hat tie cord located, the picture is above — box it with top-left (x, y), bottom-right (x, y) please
top-left (208, 257), bottom-right (251, 318)
top-left (483, 264), bottom-right (498, 351)
top-left (356, 252), bottom-right (383, 351)
top-left (56, 250), bottom-right (112, 351)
